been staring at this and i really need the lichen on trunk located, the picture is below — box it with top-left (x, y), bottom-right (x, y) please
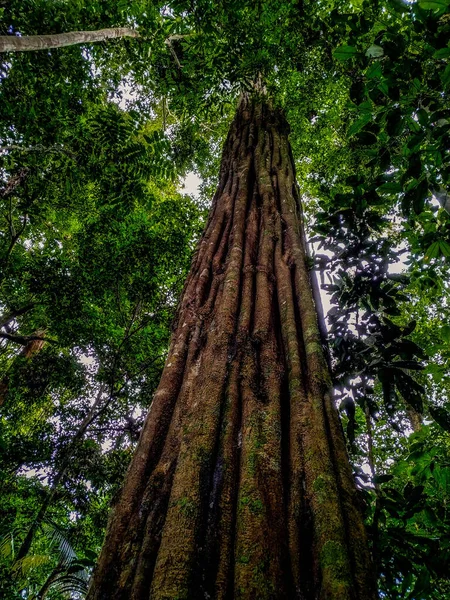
top-left (87, 96), bottom-right (376, 600)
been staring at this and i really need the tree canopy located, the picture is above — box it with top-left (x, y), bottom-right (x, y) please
top-left (1, 0), bottom-right (449, 598)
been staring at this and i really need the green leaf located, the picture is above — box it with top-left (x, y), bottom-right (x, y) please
top-left (374, 474), bottom-right (394, 484)
top-left (366, 44), bottom-right (384, 58)
top-left (355, 131), bottom-right (378, 145)
top-left (430, 406), bottom-right (450, 431)
top-left (412, 568), bottom-right (431, 596)
top-left (416, 109), bottom-right (428, 126)
top-left (378, 182), bottom-right (402, 194)
top-left (418, 0), bottom-right (449, 10)
top-left (433, 47), bottom-right (450, 59)
top-left (357, 100), bottom-right (373, 114)
top-left (378, 80), bottom-right (389, 95)
top-left (366, 62), bottom-right (382, 79)
top-left (407, 117), bottom-right (422, 133)
top-left (441, 64), bottom-right (450, 88)
top-left (348, 115), bottom-right (371, 136)
top-left (334, 45), bottom-right (358, 61)
top-left (441, 325), bottom-right (450, 343)
top-left (386, 108), bottom-right (403, 136)
top-left (413, 179), bottom-right (428, 214)
top-left (424, 241), bottom-right (440, 260)
top-left (401, 572), bottom-right (414, 595)
top-left (438, 240), bottom-right (450, 257)
top-left (389, 0), bottom-right (410, 12)
top-left (402, 320), bottom-right (417, 336)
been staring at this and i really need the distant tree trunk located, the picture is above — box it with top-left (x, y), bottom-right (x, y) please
top-left (87, 96), bottom-right (376, 600)
top-left (405, 404), bottom-right (422, 432)
top-left (0, 28), bottom-right (139, 53)
top-left (0, 330), bottom-right (45, 406)
top-left (16, 382), bottom-right (107, 561)
top-left (21, 333), bottom-right (46, 358)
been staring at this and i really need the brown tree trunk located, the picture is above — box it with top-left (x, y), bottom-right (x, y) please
top-left (87, 97), bottom-right (376, 600)
top-left (0, 330), bottom-right (45, 406)
top-left (405, 404), bottom-right (422, 433)
top-left (0, 28), bottom-right (139, 53)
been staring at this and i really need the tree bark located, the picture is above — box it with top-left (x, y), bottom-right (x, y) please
top-left (87, 96), bottom-right (376, 600)
top-left (405, 404), bottom-right (422, 433)
top-left (0, 28), bottom-right (139, 53)
top-left (0, 330), bottom-right (45, 406)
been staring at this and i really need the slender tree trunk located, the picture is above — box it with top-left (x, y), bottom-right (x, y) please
top-left (15, 383), bottom-right (107, 561)
top-left (0, 28), bottom-right (139, 53)
top-left (87, 96), bottom-right (376, 600)
top-left (0, 330), bottom-right (45, 406)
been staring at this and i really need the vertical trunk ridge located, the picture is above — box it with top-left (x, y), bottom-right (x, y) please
top-left (87, 97), bottom-right (376, 600)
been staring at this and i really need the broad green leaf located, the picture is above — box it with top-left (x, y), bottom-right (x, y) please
top-left (401, 572), bottom-right (414, 595)
top-left (378, 182), bottom-right (402, 194)
top-left (366, 44), bottom-right (384, 58)
top-left (348, 115), bottom-right (371, 136)
top-left (424, 241), bottom-right (441, 260)
top-left (378, 80), bottom-right (389, 95)
top-left (416, 108), bottom-right (428, 126)
top-left (355, 131), bottom-right (377, 145)
top-left (407, 117), bottom-right (421, 133)
top-left (418, 0), bottom-right (449, 10)
top-left (438, 240), bottom-right (450, 257)
top-left (434, 47), bottom-right (450, 59)
top-left (357, 100), bottom-right (373, 114)
top-left (441, 325), bottom-right (450, 343)
top-left (333, 45), bottom-right (358, 61)
top-left (366, 62), bottom-right (382, 79)
top-left (441, 64), bottom-right (450, 88)
top-left (430, 406), bottom-right (450, 431)
top-left (412, 78), bottom-right (421, 92)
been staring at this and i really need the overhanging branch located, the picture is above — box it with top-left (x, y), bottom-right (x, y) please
top-left (0, 28), bottom-right (140, 53)
top-left (0, 332), bottom-right (56, 345)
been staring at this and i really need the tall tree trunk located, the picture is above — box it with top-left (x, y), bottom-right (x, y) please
top-left (87, 97), bottom-right (376, 600)
top-left (0, 28), bottom-right (139, 53)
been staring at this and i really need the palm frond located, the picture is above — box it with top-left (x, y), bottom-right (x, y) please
top-left (11, 553), bottom-right (52, 577)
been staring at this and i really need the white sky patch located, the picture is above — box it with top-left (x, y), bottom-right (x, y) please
top-left (79, 354), bottom-right (96, 366)
top-left (101, 440), bottom-right (114, 452)
top-left (112, 79), bottom-right (143, 111)
top-left (19, 465), bottom-right (51, 486)
top-left (181, 171), bottom-right (201, 198)
top-left (389, 241), bottom-right (408, 275)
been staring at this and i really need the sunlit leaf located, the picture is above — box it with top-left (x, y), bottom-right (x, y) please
top-left (366, 44), bottom-right (384, 58)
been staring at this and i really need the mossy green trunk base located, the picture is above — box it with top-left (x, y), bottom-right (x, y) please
top-left (87, 97), bottom-right (376, 600)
